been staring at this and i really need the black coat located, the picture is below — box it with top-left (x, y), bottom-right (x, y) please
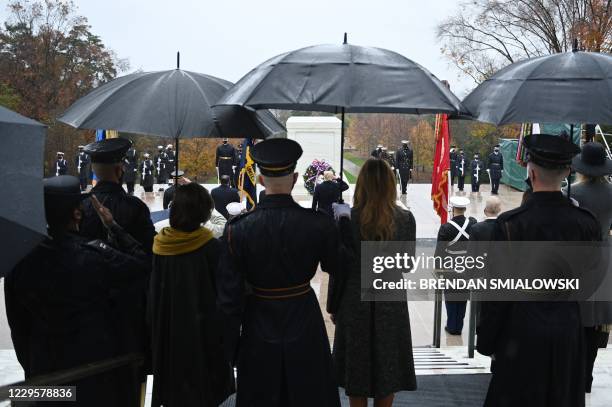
top-left (471, 159), bottom-right (483, 184)
top-left (216, 143), bottom-right (236, 178)
top-left (211, 184), bottom-right (241, 219)
top-left (455, 155), bottom-right (467, 177)
top-left (371, 148), bottom-right (384, 158)
top-left (55, 159), bottom-right (68, 176)
top-left (75, 152), bottom-right (90, 179)
top-left (165, 150), bottom-right (176, 174)
top-left (163, 185), bottom-right (175, 210)
top-left (80, 181), bottom-right (156, 253)
top-left (488, 152), bottom-right (504, 180)
top-left (333, 207), bottom-right (417, 397)
top-left (217, 194), bottom-right (342, 407)
top-left (154, 152), bottom-right (168, 182)
top-left (5, 228), bottom-right (148, 407)
top-left (123, 149), bottom-right (138, 183)
top-left (312, 179), bottom-right (349, 216)
top-left (150, 238), bottom-right (235, 407)
top-left (140, 159), bottom-right (154, 187)
top-left (396, 146), bottom-right (413, 176)
top-left (477, 192), bottom-right (601, 407)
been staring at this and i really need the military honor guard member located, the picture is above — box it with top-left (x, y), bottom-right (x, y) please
top-left (487, 145), bottom-right (504, 195)
top-left (154, 145), bottom-right (168, 185)
top-left (216, 138), bottom-right (236, 184)
top-left (470, 153), bottom-right (483, 194)
top-left (477, 134), bottom-right (602, 407)
top-left (233, 142), bottom-right (243, 188)
top-left (449, 145), bottom-right (458, 187)
top-left (165, 144), bottom-right (176, 175)
top-left (456, 149), bottom-right (467, 192)
top-left (217, 138), bottom-right (342, 407)
top-left (140, 153), bottom-right (155, 192)
top-left (123, 145), bottom-right (138, 195)
top-left (396, 140), bottom-right (414, 195)
top-left (81, 138), bottom-right (155, 251)
top-left (434, 196), bottom-right (477, 335)
top-left (371, 144), bottom-right (384, 158)
top-left (5, 176), bottom-right (149, 407)
top-left (75, 145), bottom-right (90, 191)
top-left (55, 152), bottom-right (68, 177)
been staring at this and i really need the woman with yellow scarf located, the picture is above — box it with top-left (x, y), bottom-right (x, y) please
top-left (149, 182), bottom-right (235, 406)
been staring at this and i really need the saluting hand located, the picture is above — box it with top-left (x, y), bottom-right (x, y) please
top-left (91, 194), bottom-right (114, 227)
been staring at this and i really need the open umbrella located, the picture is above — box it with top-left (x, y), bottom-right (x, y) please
top-left (0, 106), bottom-right (47, 277)
top-left (462, 43), bottom-right (612, 126)
top-left (215, 34), bottom-right (467, 178)
top-left (58, 54), bottom-right (285, 183)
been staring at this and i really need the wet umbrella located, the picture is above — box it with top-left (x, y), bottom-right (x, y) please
top-left (462, 42), bottom-right (612, 126)
top-left (58, 53), bottom-right (285, 183)
top-left (0, 106), bottom-right (47, 277)
top-left (215, 34), bottom-right (466, 178)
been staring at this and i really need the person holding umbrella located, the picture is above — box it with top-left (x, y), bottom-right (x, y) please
top-left (567, 142), bottom-right (612, 393)
top-left (5, 175), bottom-right (149, 407)
top-left (140, 153), bottom-right (155, 193)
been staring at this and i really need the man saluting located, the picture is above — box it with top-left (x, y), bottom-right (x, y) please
top-left (217, 138), bottom-right (344, 407)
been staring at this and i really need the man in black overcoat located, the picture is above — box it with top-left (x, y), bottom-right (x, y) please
top-left (487, 145), bottom-right (504, 195)
top-left (217, 138), bottom-right (343, 407)
top-left (477, 134), bottom-right (602, 407)
top-left (211, 175), bottom-right (241, 219)
top-left (75, 146), bottom-right (90, 191)
top-left (5, 176), bottom-right (149, 407)
top-left (396, 140), bottom-right (413, 195)
top-left (312, 171), bottom-right (349, 217)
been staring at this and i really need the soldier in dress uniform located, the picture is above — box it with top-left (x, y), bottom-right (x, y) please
top-left (371, 144), bottom-right (384, 159)
top-left (55, 152), bottom-right (68, 177)
top-left (123, 146), bottom-right (138, 196)
top-left (165, 144), bottom-right (176, 175)
top-left (233, 142), bottom-right (243, 188)
top-left (387, 150), bottom-right (399, 183)
top-left (140, 153), bottom-right (154, 192)
top-left (487, 145), bottom-right (504, 195)
top-left (5, 176), bottom-right (149, 407)
top-left (216, 138), bottom-right (236, 184)
top-left (456, 149), bottom-right (467, 193)
top-left (449, 146), bottom-right (458, 188)
top-left (154, 145), bottom-right (168, 186)
top-left (217, 138), bottom-right (343, 407)
top-left (434, 196), bottom-right (477, 335)
top-left (75, 146), bottom-right (90, 191)
top-left (396, 140), bottom-right (414, 195)
top-left (477, 134), bottom-right (602, 407)
top-left (470, 153), bottom-right (483, 195)
top-left (82, 138), bottom-right (155, 251)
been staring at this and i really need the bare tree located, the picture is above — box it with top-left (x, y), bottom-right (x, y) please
top-left (438, 0), bottom-right (612, 83)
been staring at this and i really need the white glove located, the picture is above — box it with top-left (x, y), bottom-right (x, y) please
top-left (332, 203), bottom-right (351, 220)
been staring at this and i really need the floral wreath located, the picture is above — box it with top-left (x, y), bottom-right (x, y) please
top-left (303, 159), bottom-right (335, 195)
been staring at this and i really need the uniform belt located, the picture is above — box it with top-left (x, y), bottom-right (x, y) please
top-left (251, 282), bottom-right (312, 299)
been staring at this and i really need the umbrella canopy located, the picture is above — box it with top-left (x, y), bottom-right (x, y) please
top-left (0, 106), bottom-right (47, 277)
top-left (216, 41), bottom-right (465, 115)
top-left (462, 49), bottom-right (612, 126)
top-left (58, 69), bottom-right (285, 139)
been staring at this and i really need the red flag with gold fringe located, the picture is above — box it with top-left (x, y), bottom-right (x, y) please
top-left (431, 113), bottom-right (450, 224)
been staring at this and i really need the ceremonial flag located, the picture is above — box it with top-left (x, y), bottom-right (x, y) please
top-left (431, 114), bottom-right (450, 224)
top-left (238, 138), bottom-right (257, 210)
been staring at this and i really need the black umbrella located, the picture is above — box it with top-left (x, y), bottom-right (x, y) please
top-left (216, 34), bottom-right (467, 178)
top-left (0, 106), bottom-right (47, 277)
top-left (58, 54), bottom-right (285, 183)
top-left (462, 44), bottom-right (612, 126)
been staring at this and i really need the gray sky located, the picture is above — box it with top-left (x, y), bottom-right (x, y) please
top-left (2, 0), bottom-right (476, 97)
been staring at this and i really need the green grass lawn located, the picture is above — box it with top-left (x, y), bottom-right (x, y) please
top-left (343, 171), bottom-right (357, 184)
top-left (344, 151), bottom-right (366, 167)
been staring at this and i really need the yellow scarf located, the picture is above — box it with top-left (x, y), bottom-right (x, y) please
top-left (153, 226), bottom-right (213, 256)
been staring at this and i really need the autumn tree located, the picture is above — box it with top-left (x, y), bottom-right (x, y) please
top-left (438, 0), bottom-right (612, 83)
top-left (0, 0), bottom-right (127, 174)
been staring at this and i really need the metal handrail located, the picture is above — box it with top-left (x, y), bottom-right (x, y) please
top-left (0, 353), bottom-right (144, 401)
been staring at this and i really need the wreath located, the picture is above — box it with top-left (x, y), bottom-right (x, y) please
top-left (303, 159), bottom-right (335, 195)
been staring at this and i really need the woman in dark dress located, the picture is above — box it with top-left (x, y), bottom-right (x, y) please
top-left (331, 159), bottom-right (417, 407)
top-left (150, 183), bottom-right (234, 406)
